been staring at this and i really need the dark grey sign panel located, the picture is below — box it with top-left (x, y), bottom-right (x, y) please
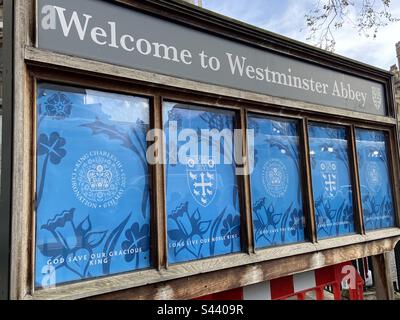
top-left (37, 0), bottom-right (387, 116)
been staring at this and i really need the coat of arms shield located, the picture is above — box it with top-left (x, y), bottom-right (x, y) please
top-left (320, 160), bottom-right (338, 198)
top-left (371, 87), bottom-right (382, 111)
top-left (186, 158), bottom-right (217, 207)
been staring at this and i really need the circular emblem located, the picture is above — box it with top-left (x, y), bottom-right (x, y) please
top-left (71, 150), bottom-right (126, 208)
top-left (366, 162), bottom-right (381, 193)
top-left (262, 159), bottom-right (288, 198)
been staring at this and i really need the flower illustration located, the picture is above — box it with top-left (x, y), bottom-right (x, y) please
top-left (121, 222), bottom-right (150, 268)
top-left (43, 92), bottom-right (72, 119)
top-left (36, 132), bottom-right (67, 207)
top-left (38, 132), bottom-right (67, 165)
top-left (168, 202), bottom-right (211, 260)
top-left (37, 208), bottom-right (107, 280)
top-left (288, 208), bottom-right (304, 237)
top-left (253, 198), bottom-right (282, 245)
top-left (220, 214), bottom-right (240, 251)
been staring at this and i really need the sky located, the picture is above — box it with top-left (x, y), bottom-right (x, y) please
top-left (201, 0), bottom-right (400, 70)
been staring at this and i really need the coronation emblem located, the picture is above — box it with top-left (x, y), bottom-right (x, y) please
top-left (187, 158), bottom-right (217, 207)
top-left (71, 150), bottom-right (126, 208)
top-left (262, 159), bottom-right (288, 198)
top-left (366, 162), bottom-right (381, 193)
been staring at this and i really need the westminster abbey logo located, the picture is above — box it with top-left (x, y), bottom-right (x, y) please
top-left (321, 161), bottom-right (337, 198)
top-left (71, 150), bottom-right (126, 208)
top-left (187, 158), bottom-right (217, 207)
top-left (371, 87), bottom-right (382, 111)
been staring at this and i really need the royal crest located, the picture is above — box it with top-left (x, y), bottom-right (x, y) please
top-left (72, 150), bottom-right (126, 208)
top-left (187, 158), bottom-right (217, 207)
top-left (262, 159), bottom-right (288, 198)
top-left (320, 161), bottom-right (337, 198)
top-left (366, 161), bottom-right (381, 193)
top-left (371, 87), bottom-right (382, 111)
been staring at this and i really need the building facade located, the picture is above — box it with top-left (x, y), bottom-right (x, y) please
top-left (390, 42), bottom-right (400, 292)
top-left (0, 0), bottom-right (400, 300)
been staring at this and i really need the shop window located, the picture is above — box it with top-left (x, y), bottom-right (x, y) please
top-left (164, 102), bottom-right (241, 264)
top-left (355, 129), bottom-right (396, 230)
top-left (247, 115), bottom-right (305, 248)
top-left (308, 123), bottom-right (355, 239)
top-left (35, 83), bottom-right (151, 288)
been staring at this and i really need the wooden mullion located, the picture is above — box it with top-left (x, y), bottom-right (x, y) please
top-left (301, 118), bottom-right (317, 243)
top-left (349, 125), bottom-right (365, 235)
top-left (239, 108), bottom-right (254, 254)
top-left (152, 95), bottom-right (168, 270)
top-left (387, 127), bottom-right (400, 228)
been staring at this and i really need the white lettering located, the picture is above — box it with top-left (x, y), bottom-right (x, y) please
top-left (53, 6), bottom-right (92, 41)
top-left (225, 53), bottom-right (246, 76)
top-left (91, 27), bottom-right (107, 45)
top-left (120, 34), bottom-right (135, 52)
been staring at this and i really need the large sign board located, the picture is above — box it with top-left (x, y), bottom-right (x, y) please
top-left (37, 0), bottom-right (387, 116)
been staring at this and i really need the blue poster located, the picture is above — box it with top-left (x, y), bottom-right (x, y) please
top-left (164, 103), bottom-right (241, 264)
top-left (308, 123), bottom-right (355, 239)
top-left (35, 83), bottom-right (151, 288)
top-left (356, 129), bottom-right (395, 230)
top-left (248, 115), bottom-right (305, 248)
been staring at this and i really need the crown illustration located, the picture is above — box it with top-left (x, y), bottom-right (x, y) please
top-left (269, 167), bottom-right (282, 185)
top-left (86, 165), bottom-right (113, 192)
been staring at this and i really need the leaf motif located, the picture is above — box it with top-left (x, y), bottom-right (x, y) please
top-left (141, 187), bottom-right (149, 219)
top-left (253, 219), bottom-right (264, 232)
top-left (137, 224), bottom-right (150, 252)
top-left (76, 215), bottom-right (92, 237)
top-left (168, 229), bottom-right (185, 242)
top-left (209, 208), bottom-right (226, 255)
top-left (37, 242), bottom-right (64, 258)
top-left (86, 231), bottom-right (107, 248)
top-left (102, 213), bottom-right (132, 274)
top-left (198, 220), bottom-right (211, 234)
top-left (81, 119), bottom-right (133, 150)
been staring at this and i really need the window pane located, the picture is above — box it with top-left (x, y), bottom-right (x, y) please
top-left (248, 115), bottom-right (305, 248)
top-left (308, 123), bottom-right (355, 239)
top-left (164, 102), bottom-right (241, 264)
top-left (35, 83), bottom-right (151, 288)
top-left (356, 129), bottom-right (396, 230)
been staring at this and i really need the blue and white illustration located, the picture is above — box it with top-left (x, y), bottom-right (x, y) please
top-left (308, 123), bottom-right (355, 239)
top-left (248, 116), bottom-right (305, 248)
top-left (35, 83), bottom-right (151, 288)
top-left (356, 129), bottom-right (395, 230)
top-left (187, 159), bottom-right (217, 207)
top-left (164, 103), bottom-right (241, 264)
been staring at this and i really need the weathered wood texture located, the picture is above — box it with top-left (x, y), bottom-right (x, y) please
top-left (88, 237), bottom-right (400, 300)
top-left (24, 47), bottom-right (397, 126)
top-left (28, 233), bottom-right (400, 300)
top-left (371, 253), bottom-right (395, 300)
top-left (9, 0), bottom-right (400, 301)
top-left (9, 0), bottom-right (35, 300)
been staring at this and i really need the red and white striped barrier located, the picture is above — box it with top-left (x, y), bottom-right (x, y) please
top-left (196, 262), bottom-right (364, 300)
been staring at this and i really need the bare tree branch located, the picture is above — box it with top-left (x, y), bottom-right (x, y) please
top-left (305, 0), bottom-right (399, 51)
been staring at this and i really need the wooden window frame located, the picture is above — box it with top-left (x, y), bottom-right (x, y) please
top-left (245, 112), bottom-right (315, 248)
top-left (305, 120), bottom-right (363, 238)
top-left (8, 0), bottom-right (399, 300)
top-left (352, 125), bottom-right (400, 231)
top-left (13, 64), bottom-right (398, 300)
